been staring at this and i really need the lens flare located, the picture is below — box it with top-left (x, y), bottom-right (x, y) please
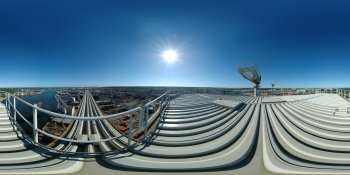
top-left (162, 49), bottom-right (178, 63)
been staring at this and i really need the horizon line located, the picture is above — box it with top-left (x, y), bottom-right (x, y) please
top-left (0, 85), bottom-right (349, 89)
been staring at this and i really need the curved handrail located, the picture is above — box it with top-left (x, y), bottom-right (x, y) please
top-left (4, 90), bottom-right (175, 154)
top-left (15, 96), bottom-right (143, 120)
top-left (145, 91), bottom-right (169, 106)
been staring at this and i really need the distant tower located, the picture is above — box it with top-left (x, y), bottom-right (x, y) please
top-left (238, 65), bottom-right (261, 96)
top-left (271, 83), bottom-right (275, 88)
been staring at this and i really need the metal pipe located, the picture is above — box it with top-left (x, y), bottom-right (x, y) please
top-left (15, 107), bottom-right (33, 127)
top-left (138, 107), bottom-right (143, 129)
top-left (128, 112), bottom-right (133, 147)
top-left (13, 97), bottom-right (16, 122)
top-left (160, 96), bottom-right (165, 119)
top-left (5, 93), bottom-right (8, 110)
top-left (13, 92), bottom-right (170, 121)
top-left (145, 91), bottom-right (169, 106)
top-left (143, 106), bottom-right (149, 140)
top-left (15, 96), bottom-right (142, 120)
top-left (6, 91), bottom-right (172, 148)
top-left (33, 104), bottom-right (38, 143)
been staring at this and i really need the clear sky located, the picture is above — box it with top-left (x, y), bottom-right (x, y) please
top-left (1, 0), bottom-right (350, 88)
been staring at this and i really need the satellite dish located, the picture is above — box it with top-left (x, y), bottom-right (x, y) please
top-left (238, 64), bottom-right (261, 96)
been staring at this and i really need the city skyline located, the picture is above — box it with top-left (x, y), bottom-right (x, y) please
top-left (1, 0), bottom-right (350, 88)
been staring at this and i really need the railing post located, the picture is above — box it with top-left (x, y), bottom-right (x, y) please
top-left (162, 96), bottom-right (164, 117)
top-left (160, 96), bottom-right (163, 112)
top-left (165, 94), bottom-right (169, 119)
top-left (138, 107), bottom-right (143, 130)
top-left (143, 106), bottom-right (149, 140)
top-left (13, 97), bottom-right (16, 122)
top-left (128, 112), bottom-right (133, 147)
top-left (5, 93), bottom-right (8, 110)
top-left (8, 94), bottom-right (10, 111)
top-left (33, 104), bottom-right (38, 143)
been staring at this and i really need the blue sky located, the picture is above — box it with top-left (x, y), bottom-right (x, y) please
top-left (1, 0), bottom-right (350, 88)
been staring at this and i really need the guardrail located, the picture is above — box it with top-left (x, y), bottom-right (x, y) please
top-left (2, 91), bottom-right (177, 154)
top-left (339, 89), bottom-right (350, 102)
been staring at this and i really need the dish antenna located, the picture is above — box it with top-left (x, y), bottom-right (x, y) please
top-left (238, 64), bottom-right (261, 96)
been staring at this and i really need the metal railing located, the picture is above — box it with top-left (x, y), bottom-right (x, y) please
top-left (2, 91), bottom-right (176, 154)
top-left (338, 89), bottom-right (350, 102)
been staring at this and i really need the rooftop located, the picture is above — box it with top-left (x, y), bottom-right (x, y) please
top-left (1, 91), bottom-right (350, 174)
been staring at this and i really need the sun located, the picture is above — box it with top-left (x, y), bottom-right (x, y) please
top-left (162, 49), bottom-right (178, 63)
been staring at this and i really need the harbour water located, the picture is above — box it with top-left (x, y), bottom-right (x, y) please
top-left (4, 89), bottom-right (59, 137)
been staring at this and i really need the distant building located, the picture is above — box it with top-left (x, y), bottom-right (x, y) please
top-left (124, 102), bottom-right (137, 110)
top-left (296, 89), bottom-right (306, 94)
